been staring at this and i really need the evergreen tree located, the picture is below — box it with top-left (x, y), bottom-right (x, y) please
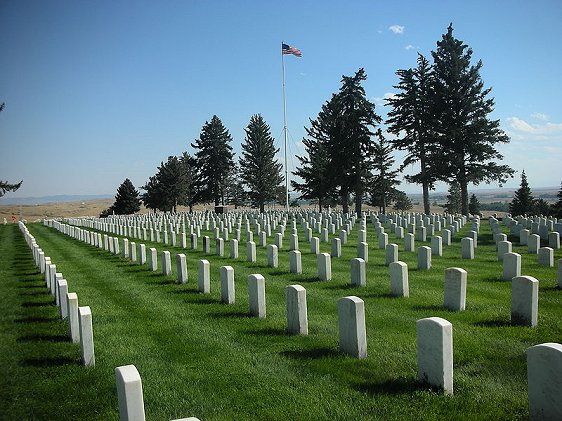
top-left (468, 193), bottom-right (481, 216)
top-left (178, 152), bottom-right (199, 212)
top-left (550, 181), bottom-right (562, 218)
top-left (192, 115), bottom-right (234, 206)
top-left (369, 135), bottom-right (401, 214)
top-left (509, 170), bottom-right (534, 216)
top-left (431, 24), bottom-right (514, 215)
top-left (292, 127), bottom-right (332, 211)
top-left (330, 69), bottom-right (381, 215)
top-left (0, 180), bottom-right (23, 198)
top-left (141, 175), bottom-right (164, 213)
top-left (445, 181), bottom-right (462, 214)
top-left (111, 178), bottom-right (141, 215)
top-left (386, 53), bottom-right (440, 215)
top-left (533, 198), bottom-right (550, 216)
top-left (224, 162), bottom-right (246, 209)
top-left (239, 114), bottom-right (284, 213)
top-left (393, 191), bottom-right (413, 211)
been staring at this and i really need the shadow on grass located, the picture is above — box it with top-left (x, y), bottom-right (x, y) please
top-left (18, 277), bottom-right (42, 283)
top-left (17, 333), bottom-right (69, 343)
top-left (412, 304), bottom-right (444, 312)
top-left (14, 316), bottom-right (59, 324)
top-left (474, 319), bottom-right (512, 328)
top-left (245, 327), bottom-right (287, 337)
top-left (195, 296), bottom-right (218, 305)
top-left (280, 347), bottom-right (339, 360)
top-left (19, 290), bottom-right (50, 296)
top-left (325, 284), bottom-right (357, 291)
top-left (295, 276), bottom-right (322, 283)
top-left (353, 377), bottom-right (421, 396)
top-left (21, 301), bottom-right (53, 308)
top-left (20, 356), bottom-right (77, 368)
top-left (541, 286), bottom-right (562, 292)
top-left (148, 278), bottom-right (176, 286)
top-left (209, 310), bottom-right (252, 319)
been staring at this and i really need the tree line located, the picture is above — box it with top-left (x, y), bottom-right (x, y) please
top-left (100, 24), bottom-right (558, 218)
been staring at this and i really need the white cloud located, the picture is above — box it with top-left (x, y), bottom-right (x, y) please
top-left (373, 92), bottom-right (396, 107)
top-left (531, 112), bottom-right (550, 121)
top-left (405, 44), bottom-right (415, 50)
top-left (507, 116), bottom-right (562, 135)
top-left (389, 25), bottom-right (405, 34)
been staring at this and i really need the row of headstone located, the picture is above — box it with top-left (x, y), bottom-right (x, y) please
top-left (19, 222), bottom-right (95, 367)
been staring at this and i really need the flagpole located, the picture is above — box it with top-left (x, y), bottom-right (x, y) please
top-left (281, 42), bottom-right (289, 211)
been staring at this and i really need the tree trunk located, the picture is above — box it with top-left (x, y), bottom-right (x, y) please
top-left (422, 182), bottom-right (430, 215)
top-left (341, 189), bottom-right (349, 214)
top-left (355, 193), bottom-right (362, 217)
top-left (259, 202), bottom-right (265, 213)
top-left (459, 175), bottom-right (469, 216)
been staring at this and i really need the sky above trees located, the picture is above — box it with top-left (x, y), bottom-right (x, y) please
top-left (1, 0), bottom-right (561, 198)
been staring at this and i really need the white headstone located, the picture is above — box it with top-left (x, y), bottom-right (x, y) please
top-left (115, 364), bottom-right (146, 421)
top-left (289, 250), bottom-right (302, 274)
top-left (161, 251), bottom-right (172, 276)
top-left (389, 261), bottom-right (409, 297)
top-left (220, 266), bottom-right (235, 304)
top-left (528, 234), bottom-right (540, 254)
top-left (148, 248), bottom-right (157, 271)
top-left (57, 279), bottom-right (69, 319)
top-left (246, 241), bottom-right (256, 263)
top-left (418, 246), bottom-right (431, 270)
top-left (198, 260), bottom-right (210, 293)
top-left (350, 258), bottom-right (366, 287)
top-left (431, 236), bottom-right (443, 257)
top-left (444, 268), bottom-right (467, 311)
top-left (503, 252), bottom-right (521, 281)
top-left (385, 243), bottom-right (398, 266)
top-left (286, 285), bottom-right (308, 335)
top-left (358, 242), bottom-right (369, 262)
top-left (230, 239), bottom-right (239, 259)
top-left (176, 254), bottom-right (187, 284)
top-left (317, 253), bottom-right (332, 281)
top-left (527, 342), bottom-right (562, 420)
top-left (405, 233), bottom-right (415, 252)
top-left (416, 317), bottom-right (453, 394)
top-left (248, 274), bottom-right (266, 318)
top-left (338, 296), bottom-right (367, 358)
top-left (331, 238), bottom-right (341, 258)
top-left (511, 275), bottom-right (539, 327)
top-left (538, 247), bottom-right (554, 267)
top-left (79, 306), bottom-right (95, 367)
top-left (267, 244), bottom-right (278, 268)
top-left (66, 292), bottom-right (79, 343)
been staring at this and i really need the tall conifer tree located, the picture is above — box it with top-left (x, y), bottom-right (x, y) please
top-left (192, 116), bottom-right (234, 206)
top-left (509, 170), bottom-right (534, 216)
top-left (111, 178), bottom-right (141, 215)
top-left (239, 114), bottom-right (283, 213)
top-left (369, 135), bottom-right (401, 214)
top-left (431, 24), bottom-right (514, 215)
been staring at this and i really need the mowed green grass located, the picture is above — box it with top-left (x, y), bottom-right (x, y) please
top-left (1, 217), bottom-right (561, 420)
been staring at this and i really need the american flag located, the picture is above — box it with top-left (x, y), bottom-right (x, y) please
top-left (282, 43), bottom-right (302, 57)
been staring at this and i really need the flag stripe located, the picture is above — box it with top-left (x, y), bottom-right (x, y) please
top-left (282, 43), bottom-right (302, 57)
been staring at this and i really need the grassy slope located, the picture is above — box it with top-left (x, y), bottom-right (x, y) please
top-left (1, 219), bottom-right (561, 420)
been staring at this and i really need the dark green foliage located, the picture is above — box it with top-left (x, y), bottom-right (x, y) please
top-left (533, 198), bottom-right (550, 216)
top-left (393, 190), bottom-right (413, 210)
top-left (468, 193), bottom-right (481, 215)
top-left (111, 178), bottom-right (141, 215)
top-left (509, 170), bottom-right (534, 216)
top-left (0, 180), bottom-right (23, 198)
top-left (292, 129), bottom-right (332, 211)
top-left (386, 54), bottom-right (439, 215)
top-left (192, 116), bottom-right (235, 206)
top-left (141, 155), bottom-right (197, 212)
top-left (293, 69), bottom-right (381, 215)
top-left (431, 24), bottom-right (514, 215)
top-left (480, 201), bottom-right (510, 212)
top-left (239, 114), bottom-right (283, 213)
top-left (550, 182), bottom-right (562, 218)
top-left (445, 181), bottom-right (462, 214)
top-left (369, 135), bottom-right (401, 214)
top-left (224, 163), bottom-right (246, 209)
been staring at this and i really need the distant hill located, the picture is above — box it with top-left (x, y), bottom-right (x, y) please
top-left (0, 194), bottom-right (113, 205)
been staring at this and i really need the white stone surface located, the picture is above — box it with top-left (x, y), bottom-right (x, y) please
top-left (198, 260), bottom-right (210, 293)
top-left (389, 261), bottom-right (409, 297)
top-left (431, 236), bottom-right (443, 257)
top-left (161, 251), bottom-right (172, 276)
top-left (418, 246), bottom-right (431, 270)
top-left (246, 241), bottom-right (256, 263)
top-left (148, 248), bottom-right (157, 271)
top-left (67, 292), bottom-right (79, 343)
top-left (385, 243), bottom-right (398, 266)
top-left (511, 275), bottom-right (539, 327)
top-left (538, 247), bottom-right (554, 267)
top-left (350, 258), bottom-right (366, 287)
top-left (267, 244), bottom-right (278, 268)
top-left (317, 253), bottom-right (332, 281)
top-left (331, 238), bottom-right (341, 258)
top-left (79, 306), bottom-right (95, 367)
top-left (338, 296), bottom-right (367, 358)
top-left (176, 254), bottom-right (187, 284)
top-left (461, 237), bottom-right (474, 259)
top-left (503, 252), bottom-right (521, 281)
top-left (528, 234), bottom-right (540, 254)
top-left (138, 244), bottom-right (146, 265)
top-left (220, 266), bottom-right (235, 304)
top-left (57, 279), bottom-right (69, 319)
top-left (289, 250), bottom-right (302, 274)
top-left (527, 342), bottom-right (562, 420)
top-left (115, 364), bottom-right (146, 421)
top-left (286, 285), bottom-right (308, 335)
top-left (358, 242), bottom-right (369, 262)
top-left (444, 268), bottom-right (467, 311)
top-left (416, 317), bottom-right (453, 394)
top-left (405, 233), bottom-right (415, 252)
top-left (248, 274), bottom-right (266, 318)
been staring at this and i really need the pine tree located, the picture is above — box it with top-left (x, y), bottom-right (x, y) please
top-left (393, 191), bottom-right (413, 211)
top-left (141, 175), bottom-right (164, 213)
top-left (111, 179), bottom-right (141, 215)
top-left (509, 170), bottom-right (534, 216)
top-left (0, 180), bottom-right (23, 197)
top-left (192, 115), bottom-right (234, 207)
top-left (224, 162), bottom-right (246, 209)
top-left (468, 193), bottom-right (481, 216)
top-left (550, 181), bottom-right (562, 218)
top-left (431, 24), bottom-right (514, 215)
top-left (330, 68), bottom-right (381, 215)
top-left (369, 135), bottom-right (401, 214)
top-left (386, 53), bottom-right (439, 215)
top-left (177, 152), bottom-right (199, 213)
top-left (533, 198), bottom-right (550, 216)
top-left (445, 181), bottom-right (462, 214)
top-left (239, 114), bottom-right (284, 213)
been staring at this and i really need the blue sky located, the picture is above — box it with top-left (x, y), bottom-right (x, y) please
top-left (1, 0), bottom-right (561, 199)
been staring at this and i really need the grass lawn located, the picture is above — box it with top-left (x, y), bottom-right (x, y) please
top-left (1, 217), bottom-right (561, 420)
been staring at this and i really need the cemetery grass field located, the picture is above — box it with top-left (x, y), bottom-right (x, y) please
top-left (1, 219), bottom-right (561, 420)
